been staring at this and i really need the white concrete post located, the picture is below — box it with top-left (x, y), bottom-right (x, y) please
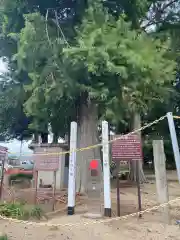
top-left (67, 122), bottom-right (77, 215)
top-left (102, 121), bottom-right (111, 217)
top-left (153, 140), bottom-right (169, 223)
top-left (167, 112), bottom-right (180, 183)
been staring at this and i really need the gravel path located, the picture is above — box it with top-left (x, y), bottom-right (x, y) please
top-left (1, 171), bottom-right (180, 239)
top-left (1, 213), bottom-right (180, 240)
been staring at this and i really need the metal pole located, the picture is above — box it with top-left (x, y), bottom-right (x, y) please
top-left (116, 161), bottom-right (120, 217)
top-left (102, 121), bottom-right (111, 217)
top-left (167, 112), bottom-right (180, 183)
top-left (67, 121), bottom-right (77, 215)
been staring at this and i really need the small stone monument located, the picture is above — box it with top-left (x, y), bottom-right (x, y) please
top-left (83, 159), bottom-right (103, 219)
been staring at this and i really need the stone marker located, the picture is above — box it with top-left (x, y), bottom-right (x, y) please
top-left (153, 140), bottom-right (170, 224)
top-left (83, 159), bottom-right (103, 219)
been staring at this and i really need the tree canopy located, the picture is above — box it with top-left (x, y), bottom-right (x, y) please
top-left (0, 0), bottom-right (180, 187)
top-left (0, 0), bottom-right (179, 151)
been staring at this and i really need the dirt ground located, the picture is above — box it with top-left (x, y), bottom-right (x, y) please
top-left (1, 170), bottom-right (180, 239)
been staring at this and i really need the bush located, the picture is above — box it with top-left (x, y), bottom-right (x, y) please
top-left (9, 173), bottom-right (33, 181)
top-left (0, 202), bottom-right (28, 220)
top-left (8, 173), bottom-right (33, 185)
top-left (30, 206), bottom-right (45, 220)
top-left (0, 234), bottom-right (8, 240)
top-left (0, 202), bottom-right (45, 220)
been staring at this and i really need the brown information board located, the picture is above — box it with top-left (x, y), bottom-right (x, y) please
top-left (112, 134), bottom-right (142, 161)
top-left (34, 148), bottom-right (60, 171)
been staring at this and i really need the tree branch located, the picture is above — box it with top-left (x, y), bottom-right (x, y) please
top-left (142, 0), bottom-right (177, 30)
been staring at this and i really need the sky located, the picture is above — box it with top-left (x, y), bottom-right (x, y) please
top-left (0, 140), bottom-right (32, 158)
top-left (0, 59), bottom-right (6, 72)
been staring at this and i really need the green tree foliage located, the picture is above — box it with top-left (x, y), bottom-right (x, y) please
top-left (0, 0), bottom-right (88, 140)
top-left (64, 2), bottom-right (175, 123)
top-left (13, 12), bottom-right (77, 139)
top-left (8, 1), bottom-right (174, 142)
top-left (0, 0), bottom-right (179, 169)
top-left (0, 68), bottom-right (32, 140)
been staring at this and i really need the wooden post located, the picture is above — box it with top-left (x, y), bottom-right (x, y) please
top-left (116, 161), bottom-right (120, 217)
top-left (34, 171), bottom-right (38, 205)
top-left (52, 171), bottom-right (56, 211)
top-left (153, 140), bottom-right (170, 223)
top-left (136, 160), bottom-right (142, 217)
top-left (0, 155), bottom-right (6, 200)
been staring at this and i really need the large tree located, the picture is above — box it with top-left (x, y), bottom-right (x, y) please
top-left (63, 2), bottom-right (176, 182)
top-left (0, 0), bottom-right (179, 141)
top-left (0, 0), bottom-right (179, 189)
top-left (11, 2), bottom-right (175, 188)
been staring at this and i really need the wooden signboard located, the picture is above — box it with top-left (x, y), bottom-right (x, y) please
top-left (111, 134), bottom-right (142, 217)
top-left (112, 134), bottom-right (142, 161)
top-left (34, 149), bottom-right (60, 171)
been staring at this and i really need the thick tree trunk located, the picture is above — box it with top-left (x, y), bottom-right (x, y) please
top-left (76, 101), bottom-right (100, 193)
top-left (41, 132), bottom-right (48, 143)
top-left (52, 132), bottom-right (59, 143)
top-left (129, 112), bottom-right (146, 183)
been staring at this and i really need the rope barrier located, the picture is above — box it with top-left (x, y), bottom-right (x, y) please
top-left (0, 196), bottom-right (179, 228)
top-left (0, 113), bottom-right (174, 228)
top-left (7, 115), bottom-right (167, 157)
top-left (0, 114), bottom-right (172, 228)
top-left (173, 115), bottom-right (180, 119)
